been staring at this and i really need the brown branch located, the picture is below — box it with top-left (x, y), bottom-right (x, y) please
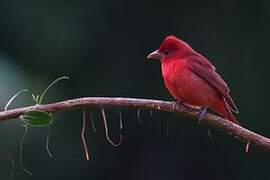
top-left (0, 97), bottom-right (270, 151)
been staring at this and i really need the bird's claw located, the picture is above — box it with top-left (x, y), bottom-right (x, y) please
top-left (197, 107), bottom-right (208, 123)
top-left (173, 101), bottom-right (183, 111)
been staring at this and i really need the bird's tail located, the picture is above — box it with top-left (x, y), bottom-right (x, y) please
top-left (224, 109), bottom-right (240, 125)
top-left (221, 100), bottom-right (240, 125)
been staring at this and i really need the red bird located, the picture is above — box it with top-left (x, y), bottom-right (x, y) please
top-left (147, 35), bottom-right (239, 125)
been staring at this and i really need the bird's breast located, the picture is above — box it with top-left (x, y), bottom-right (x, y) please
top-left (161, 59), bottom-right (219, 108)
top-left (161, 60), bottom-right (187, 101)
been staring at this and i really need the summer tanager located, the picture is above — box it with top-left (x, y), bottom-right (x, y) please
top-left (147, 35), bottom-right (239, 125)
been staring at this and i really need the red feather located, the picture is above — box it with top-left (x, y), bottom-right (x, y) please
top-left (187, 53), bottom-right (239, 113)
top-left (147, 35), bottom-right (240, 124)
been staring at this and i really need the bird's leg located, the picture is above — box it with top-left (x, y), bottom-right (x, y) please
top-left (172, 101), bottom-right (183, 111)
top-left (197, 107), bottom-right (208, 123)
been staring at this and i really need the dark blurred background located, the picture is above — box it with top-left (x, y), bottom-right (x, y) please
top-left (0, 0), bottom-right (269, 179)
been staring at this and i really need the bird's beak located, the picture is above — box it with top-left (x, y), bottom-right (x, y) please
top-left (147, 50), bottom-right (161, 61)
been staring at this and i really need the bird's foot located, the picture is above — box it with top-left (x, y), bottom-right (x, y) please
top-left (197, 107), bottom-right (208, 123)
top-left (172, 101), bottom-right (183, 111)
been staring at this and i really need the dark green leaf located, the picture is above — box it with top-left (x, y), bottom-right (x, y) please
top-left (20, 110), bottom-right (53, 127)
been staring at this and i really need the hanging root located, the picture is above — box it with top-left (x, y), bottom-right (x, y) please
top-left (150, 110), bottom-right (153, 116)
top-left (20, 124), bottom-right (34, 176)
top-left (46, 124), bottom-right (53, 157)
top-left (81, 108), bottom-right (90, 161)
top-left (118, 110), bottom-right (123, 130)
top-left (89, 109), bottom-right (96, 133)
top-left (101, 108), bottom-right (122, 147)
top-left (0, 148), bottom-right (16, 178)
top-left (245, 141), bottom-right (250, 153)
top-left (137, 109), bottom-right (143, 123)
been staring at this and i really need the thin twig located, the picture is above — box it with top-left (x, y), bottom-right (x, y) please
top-left (38, 76), bottom-right (69, 104)
top-left (4, 89), bottom-right (28, 111)
top-left (0, 97), bottom-right (269, 152)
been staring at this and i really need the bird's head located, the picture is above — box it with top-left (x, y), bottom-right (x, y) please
top-left (147, 35), bottom-right (186, 62)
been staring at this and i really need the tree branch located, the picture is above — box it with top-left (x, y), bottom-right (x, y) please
top-left (0, 97), bottom-right (269, 151)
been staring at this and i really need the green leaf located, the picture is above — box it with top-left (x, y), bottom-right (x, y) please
top-left (32, 94), bottom-right (36, 101)
top-left (20, 110), bottom-right (53, 127)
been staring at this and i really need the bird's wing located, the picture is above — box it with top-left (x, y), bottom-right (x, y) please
top-left (187, 55), bottom-right (239, 113)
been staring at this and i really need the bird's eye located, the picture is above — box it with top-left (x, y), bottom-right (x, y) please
top-left (164, 50), bottom-right (169, 55)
